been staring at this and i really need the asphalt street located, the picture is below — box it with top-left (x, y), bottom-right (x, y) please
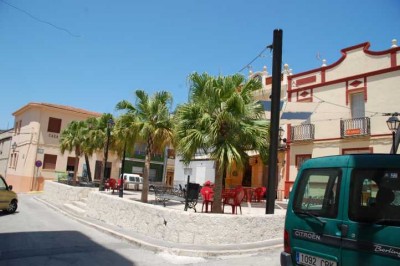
top-left (0, 194), bottom-right (281, 265)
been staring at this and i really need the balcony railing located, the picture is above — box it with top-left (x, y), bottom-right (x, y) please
top-left (340, 117), bottom-right (370, 138)
top-left (291, 124), bottom-right (315, 142)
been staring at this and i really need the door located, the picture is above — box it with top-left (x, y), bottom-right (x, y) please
top-left (290, 168), bottom-right (343, 266)
top-left (342, 168), bottom-right (400, 266)
top-left (350, 92), bottom-right (365, 119)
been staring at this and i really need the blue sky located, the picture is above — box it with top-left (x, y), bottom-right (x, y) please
top-left (0, 0), bottom-right (399, 129)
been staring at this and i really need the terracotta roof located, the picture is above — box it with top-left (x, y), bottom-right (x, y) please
top-left (12, 102), bottom-right (102, 117)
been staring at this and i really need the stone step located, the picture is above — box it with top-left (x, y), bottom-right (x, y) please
top-left (72, 201), bottom-right (87, 209)
top-left (64, 203), bottom-right (86, 216)
top-left (80, 197), bottom-right (88, 204)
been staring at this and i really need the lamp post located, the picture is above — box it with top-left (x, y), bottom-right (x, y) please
top-left (386, 115), bottom-right (400, 154)
top-left (99, 118), bottom-right (114, 191)
top-left (183, 167), bottom-right (192, 211)
top-left (12, 142), bottom-right (17, 151)
top-left (119, 141), bottom-right (127, 198)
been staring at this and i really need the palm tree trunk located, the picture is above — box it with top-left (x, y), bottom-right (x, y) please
top-left (212, 162), bottom-right (225, 213)
top-left (73, 155), bottom-right (79, 186)
top-left (84, 154), bottom-right (92, 182)
top-left (141, 136), bottom-right (153, 203)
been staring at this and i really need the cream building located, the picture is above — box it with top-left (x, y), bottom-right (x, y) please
top-left (283, 39), bottom-right (400, 197)
top-left (5, 103), bottom-right (120, 192)
top-left (247, 39), bottom-right (400, 199)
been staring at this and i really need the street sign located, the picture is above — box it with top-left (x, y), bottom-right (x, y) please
top-left (35, 160), bottom-right (42, 168)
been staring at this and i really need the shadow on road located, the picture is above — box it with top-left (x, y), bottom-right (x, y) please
top-left (0, 231), bottom-right (135, 265)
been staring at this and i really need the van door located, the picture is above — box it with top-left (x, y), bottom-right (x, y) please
top-left (290, 168), bottom-right (343, 266)
top-left (342, 168), bottom-right (400, 266)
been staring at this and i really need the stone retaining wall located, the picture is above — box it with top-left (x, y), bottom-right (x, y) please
top-left (43, 181), bottom-right (285, 245)
top-left (42, 181), bottom-right (97, 206)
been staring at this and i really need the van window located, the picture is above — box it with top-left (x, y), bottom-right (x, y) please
top-left (349, 169), bottom-right (400, 225)
top-left (0, 176), bottom-right (7, 190)
top-left (293, 168), bottom-right (341, 218)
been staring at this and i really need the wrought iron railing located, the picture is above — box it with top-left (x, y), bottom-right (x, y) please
top-left (291, 124), bottom-right (315, 142)
top-left (340, 117), bottom-right (370, 138)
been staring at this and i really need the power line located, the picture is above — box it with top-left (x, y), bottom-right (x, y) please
top-left (0, 0), bottom-right (80, 38)
top-left (238, 45), bottom-right (272, 73)
top-left (313, 95), bottom-right (383, 115)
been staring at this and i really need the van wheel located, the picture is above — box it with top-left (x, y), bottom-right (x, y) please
top-left (6, 200), bottom-right (17, 214)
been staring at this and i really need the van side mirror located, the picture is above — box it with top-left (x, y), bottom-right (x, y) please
top-left (8, 185), bottom-right (13, 191)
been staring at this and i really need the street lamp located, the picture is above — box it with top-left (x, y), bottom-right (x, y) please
top-left (11, 142), bottom-right (17, 151)
top-left (278, 127), bottom-right (287, 148)
top-left (99, 118), bottom-right (114, 191)
top-left (183, 167), bottom-right (192, 211)
top-left (386, 115), bottom-right (400, 154)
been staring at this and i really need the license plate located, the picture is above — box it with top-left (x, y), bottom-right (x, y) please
top-left (296, 252), bottom-right (337, 266)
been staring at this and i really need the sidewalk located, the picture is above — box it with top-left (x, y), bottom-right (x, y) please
top-left (114, 189), bottom-right (288, 215)
top-left (36, 188), bottom-right (285, 258)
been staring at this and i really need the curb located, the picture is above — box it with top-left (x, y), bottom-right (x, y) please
top-left (35, 196), bottom-right (283, 258)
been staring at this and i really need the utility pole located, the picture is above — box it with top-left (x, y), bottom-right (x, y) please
top-left (266, 29), bottom-right (283, 214)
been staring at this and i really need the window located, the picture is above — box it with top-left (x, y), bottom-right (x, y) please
top-left (293, 168), bottom-right (341, 218)
top-left (349, 169), bottom-right (400, 225)
top-left (47, 117), bottom-right (62, 133)
top-left (9, 152), bottom-right (18, 169)
top-left (342, 147), bottom-right (372, 154)
top-left (66, 157), bottom-right (78, 172)
top-left (296, 154), bottom-right (311, 169)
top-left (0, 177), bottom-right (6, 190)
top-left (43, 154), bottom-right (57, 170)
top-left (134, 143), bottom-right (146, 156)
top-left (350, 92), bottom-right (365, 118)
top-left (14, 120), bottom-right (22, 135)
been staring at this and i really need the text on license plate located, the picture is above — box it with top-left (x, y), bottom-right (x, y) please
top-left (296, 252), bottom-right (337, 266)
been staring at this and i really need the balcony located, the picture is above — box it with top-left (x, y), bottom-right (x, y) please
top-left (340, 117), bottom-right (370, 138)
top-left (291, 124), bottom-right (315, 142)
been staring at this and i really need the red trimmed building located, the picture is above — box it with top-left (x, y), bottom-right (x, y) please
top-left (282, 39), bottom-right (400, 197)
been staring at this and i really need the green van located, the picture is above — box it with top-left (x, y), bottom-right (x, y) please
top-left (281, 154), bottom-right (400, 266)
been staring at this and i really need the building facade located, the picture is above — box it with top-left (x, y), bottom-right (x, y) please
top-left (5, 103), bottom-right (111, 192)
top-left (283, 40), bottom-right (400, 197)
top-left (0, 129), bottom-right (13, 177)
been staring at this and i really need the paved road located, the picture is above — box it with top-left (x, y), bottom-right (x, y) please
top-left (0, 194), bottom-right (281, 265)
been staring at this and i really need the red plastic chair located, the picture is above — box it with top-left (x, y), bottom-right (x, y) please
top-left (108, 178), bottom-right (118, 193)
top-left (223, 187), bottom-right (245, 214)
top-left (200, 186), bottom-right (214, 213)
top-left (254, 186), bottom-right (267, 202)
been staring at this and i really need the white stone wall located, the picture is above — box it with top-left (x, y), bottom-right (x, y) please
top-left (42, 181), bottom-right (97, 206)
top-left (85, 192), bottom-right (285, 245)
top-left (42, 181), bottom-right (285, 245)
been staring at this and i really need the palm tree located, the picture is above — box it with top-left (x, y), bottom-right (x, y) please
top-left (80, 117), bottom-right (102, 182)
top-left (174, 72), bottom-right (269, 213)
top-left (59, 120), bottom-right (87, 185)
top-left (85, 113), bottom-right (115, 191)
top-left (113, 114), bottom-right (139, 179)
top-left (116, 90), bottom-right (174, 203)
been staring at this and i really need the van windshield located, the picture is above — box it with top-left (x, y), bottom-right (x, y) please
top-left (349, 169), bottom-right (400, 225)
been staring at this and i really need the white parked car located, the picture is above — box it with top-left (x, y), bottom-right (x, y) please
top-left (122, 173), bottom-right (143, 191)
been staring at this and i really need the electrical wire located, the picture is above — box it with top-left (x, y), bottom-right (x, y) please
top-left (0, 0), bottom-right (80, 38)
top-left (313, 95), bottom-right (384, 115)
top-left (238, 45), bottom-right (271, 73)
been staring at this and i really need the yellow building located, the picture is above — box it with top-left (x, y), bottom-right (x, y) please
top-left (5, 102), bottom-right (120, 192)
